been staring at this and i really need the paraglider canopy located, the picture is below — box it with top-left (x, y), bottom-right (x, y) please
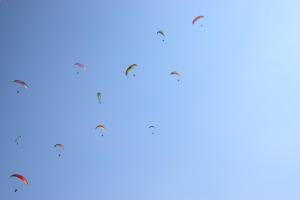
top-left (10, 174), bottom-right (29, 185)
top-left (192, 15), bottom-right (204, 24)
top-left (95, 124), bottom-right (106, 130)
top-left (14, 80), bottom-right (29, 89)
top-left (170, 71), bottom-right (182, 77)
top-left (74, 63), bottom-right (86, 71)
top-left (125, 64), bottom-right (137, 76)
top-left (54, 144), bottom-right (64, 150)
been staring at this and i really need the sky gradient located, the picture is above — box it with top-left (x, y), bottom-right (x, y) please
top-left (1, 0), bottom-right (300, 199)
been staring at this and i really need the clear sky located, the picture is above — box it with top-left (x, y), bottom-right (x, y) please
top-left (1, 0), bottom-right (300, 199)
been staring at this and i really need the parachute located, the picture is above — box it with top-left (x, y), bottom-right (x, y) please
top-left (157, 30), bottom-right (165, 37)
top-left (157, 30), bottom-right (166, 41)
top-left (125, 64), bottom-right (137, 76)
top-left (192, 15), bottom-right (204, 24)
top-left (10, 174), bottom-right (29, 185)
top-left (14, 80), bottom-right (29, 89)
top-left (97, 92), bottom-right (101, 104)
top-left (96, 124), bottom-right (106, 136)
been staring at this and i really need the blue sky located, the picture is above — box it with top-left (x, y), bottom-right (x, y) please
top-left (1, 0), bottom-right (300, 199)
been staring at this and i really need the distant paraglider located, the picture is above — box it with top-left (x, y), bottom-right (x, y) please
top-left (54, 144), bottom-right (64, 157)
top-left (95, 124), bottom-right (106, 136)
top-left (192, 15), bottom-right (204, 24)
top-left (148, 125), bottom-right (156, 134)
top-left (192, 15), bottom-right (204, 27)
top-left (74, 62), bottom-right (86, 74)
top-left (14, 135), bottom-right (21, 145)
top-left (14, 80), bottom-right (29, 93)
top-left (125, 64), bottom-right (137, 77)
top-left (97, 92), bottom-right (101, 104)
top-left (170, 70), bottom-right (182, 82)
top-left (157, 30), bottom-right (166, 42)
top-left (10, 173), bottom-right (29, 192)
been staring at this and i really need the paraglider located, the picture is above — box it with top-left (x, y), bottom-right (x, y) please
top-left (14, 80), bottom-right (29, 93)
top-left (192, 15), bottom-right (204, 25)
top-left (14, 135), bottom-right (21, 145)
top-left (97, 92), bottom-right (101, 104)
top-left (157, 30), bottom-right (166, 42)
top-left (10, 173), bottom-right (29, 192)
top-left (125, 64), bottom-right (137, 77)
top-left (149, 125), bottom-right (156, 134)
top-left (10, 174), bottom-right (29, 185)
top-left (95, 124), bottom-right (106, 136)
top-left (54, 144), bottom-right (64, 157)
top-left (170, 70), bottom-right (182, 82)
top-left (74, 62), bottom-right (86, 74)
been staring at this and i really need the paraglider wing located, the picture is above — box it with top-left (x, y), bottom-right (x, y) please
top-left (14, 80), bottom-right (29, 89)
top-left (125, 64), bottom-right (137, 76)
top-left (10, 174), bottom-right (29, 185)
top-left (157, 30), bottom-right (165, 37)
top-left (170, 71), bottom-right (182, 77)
top-left (54, 144), bottom-right (64, 150)
top-left (95, 124), bottom-right (106, 130)
top-left (192, 15), bottom-right (204, 24)
top-left (74, 63), bottom-right (86, 70)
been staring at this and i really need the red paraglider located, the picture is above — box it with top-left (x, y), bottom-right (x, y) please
top-left (192, 15), bottom-right (204, 24)
top-left (74, 63), bottom-right (86, 70)
top-left (14, 80), bottom-right (29, 89)
top-left (10, 174), bottom-right (29, 185)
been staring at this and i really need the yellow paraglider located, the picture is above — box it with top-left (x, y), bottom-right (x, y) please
top-left (125, 64), bottom-right (137, 76)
